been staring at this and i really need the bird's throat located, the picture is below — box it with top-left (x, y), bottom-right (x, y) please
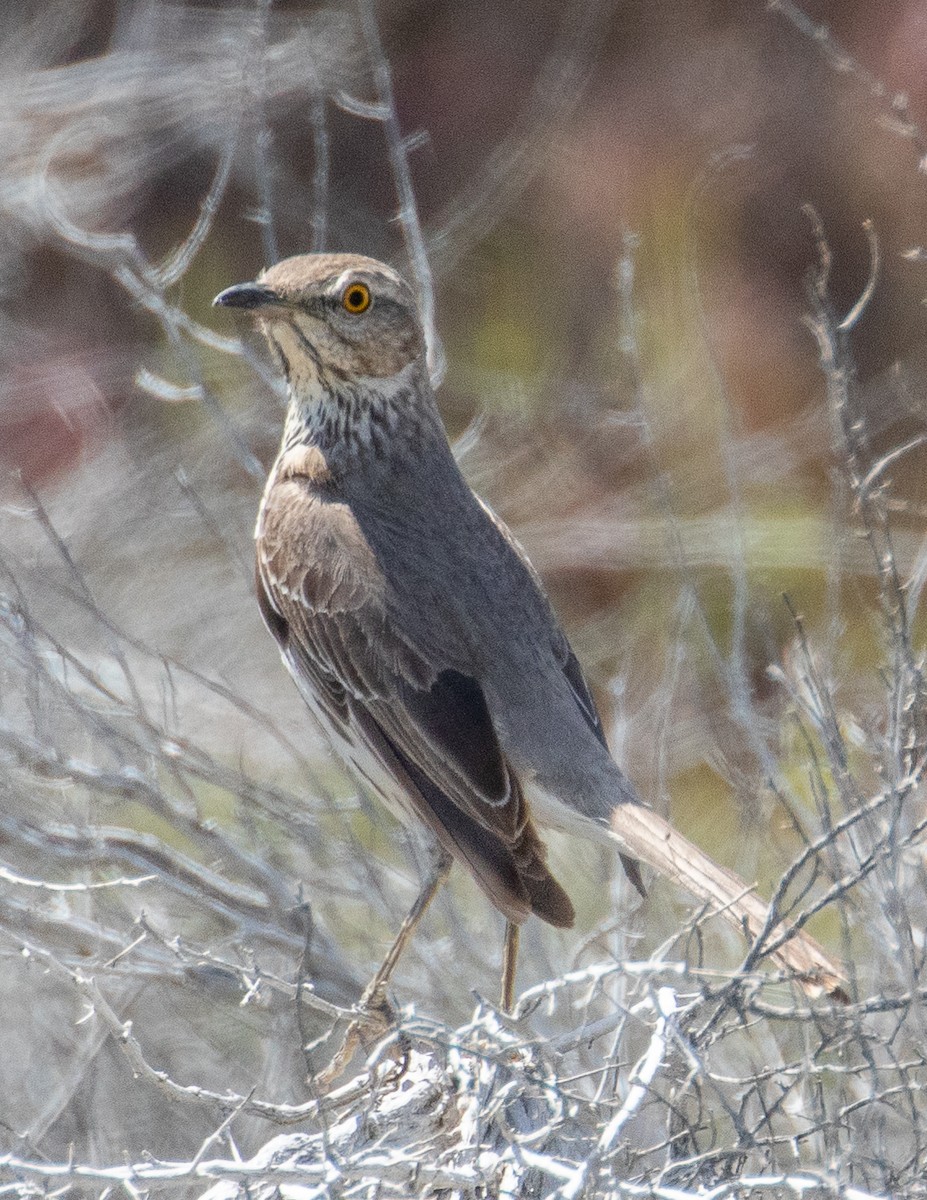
top-left (280, 362), bottom-right (441, 479)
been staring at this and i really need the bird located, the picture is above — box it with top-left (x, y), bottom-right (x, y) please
top-left (214, 253), bottom-right (846, 1013)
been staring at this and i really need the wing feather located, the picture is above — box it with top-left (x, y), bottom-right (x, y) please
top-left (478, 496), bottom-right (646, 898)
top-left (257, 475), bottom-right (574, 928)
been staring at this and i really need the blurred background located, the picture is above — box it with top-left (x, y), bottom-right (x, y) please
top-left (2, 0), bottom-right (927, 1180)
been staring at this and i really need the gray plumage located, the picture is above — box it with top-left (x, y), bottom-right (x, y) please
top-left (217, 252), bottom-right (644, 949)
top-left (216, 252), bottom-right (848, 1008)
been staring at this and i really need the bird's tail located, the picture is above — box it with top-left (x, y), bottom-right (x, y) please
top-left (609, 804), bottom-right (848, 1002)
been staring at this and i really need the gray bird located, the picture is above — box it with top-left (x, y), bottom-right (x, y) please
top-left (215, 253), bottom-right (845, 1011)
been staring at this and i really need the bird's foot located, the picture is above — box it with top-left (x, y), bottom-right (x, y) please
top-left (313, 981), bottom-right (407, 1087)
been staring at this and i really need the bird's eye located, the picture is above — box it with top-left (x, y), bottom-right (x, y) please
top-left (342, 282), bottom-right (371, 314)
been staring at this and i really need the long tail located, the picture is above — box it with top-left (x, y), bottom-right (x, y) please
top-left (609, 805), bottom-right (848, 1001)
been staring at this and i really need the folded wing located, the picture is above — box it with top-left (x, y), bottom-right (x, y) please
top-left (257, 476), bottom-right (574, 928)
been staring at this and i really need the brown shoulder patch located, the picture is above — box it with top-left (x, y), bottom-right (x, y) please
top-left (276, 445), bottom-right (333, 486)
top-left (259, 479), bottom-right (386, 615)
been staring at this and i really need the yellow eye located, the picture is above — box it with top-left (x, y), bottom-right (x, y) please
top-left (342, 282), bottom-right (371, 314)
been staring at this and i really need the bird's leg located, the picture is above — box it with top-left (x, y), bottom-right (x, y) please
top-left (501, 921), bottom-right (520, 1012)
top-left (360, 845), bottom-right (453, 1006)
top-left (315, 846), bottom-right (452, 1086)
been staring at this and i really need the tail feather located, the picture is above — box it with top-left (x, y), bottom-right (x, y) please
top-left (609, 804), bottom-right (848, 1002)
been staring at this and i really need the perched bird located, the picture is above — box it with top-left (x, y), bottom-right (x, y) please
top-left (214, 253), bottom-right (845, 1010)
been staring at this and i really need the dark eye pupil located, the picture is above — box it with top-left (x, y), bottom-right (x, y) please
top-left (348, 289), bottom-right (365, 308)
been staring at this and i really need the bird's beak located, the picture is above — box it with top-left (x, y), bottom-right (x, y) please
top-left (212, 283), bottom-right (282, 311)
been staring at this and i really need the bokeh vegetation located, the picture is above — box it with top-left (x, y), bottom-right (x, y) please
top-left (3, 1), bottom-right (927, 1195)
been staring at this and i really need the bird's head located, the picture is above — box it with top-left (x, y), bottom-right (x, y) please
top-left (214, 253), bottom-right (427, 391)
top-left (214, 253), bottom-right (442, 468)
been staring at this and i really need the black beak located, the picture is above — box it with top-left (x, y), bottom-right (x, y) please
top-left (212, 283), bottom-right (281, 310)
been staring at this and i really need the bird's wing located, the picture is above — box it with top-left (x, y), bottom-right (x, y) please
top-left (557, 637), bottom-right (608, 746)
top-left (256, 477), bottom-right (574, 928)
top-left (475, 495), bottom-right (646, 895)
top-left (477, 496), bottom-right (614, 747)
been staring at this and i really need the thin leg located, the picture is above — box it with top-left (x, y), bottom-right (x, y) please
top-left (361, 846), bottom-right (453, 1003)
top-left (316, 847), bottom-right (452, 1087)
top-left (501, 921), bottom-right (520, 1012)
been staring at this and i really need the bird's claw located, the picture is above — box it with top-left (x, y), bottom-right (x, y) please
top-left (313, 983), bottom-right (406, 1087)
